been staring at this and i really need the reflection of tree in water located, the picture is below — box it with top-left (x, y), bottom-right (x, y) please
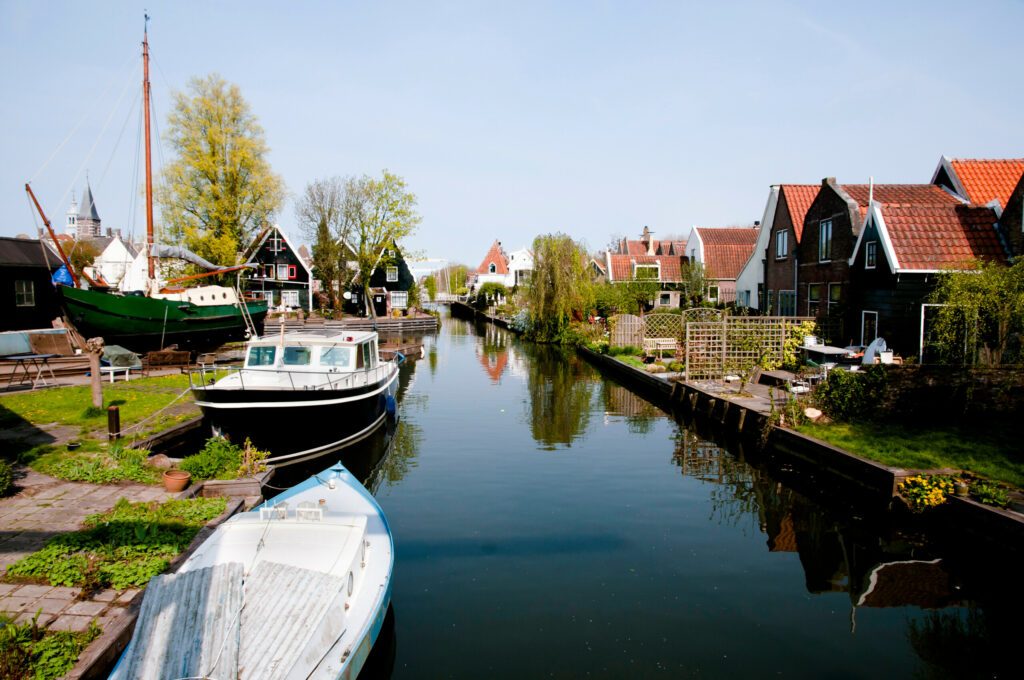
top-left (366, 419), bottom-right (423, 493)
top-left (673, 429), bottom-right (764, 533)
top-left (905, 607), bottom-right (1019, 679)
top-left (428, 345), bottom-right (438, 375)
top-left (522, 343), bottom-right (597, 449)
top-left (599, 382), bottom-right (665, 435)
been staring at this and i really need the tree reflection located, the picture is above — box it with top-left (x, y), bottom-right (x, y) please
top-left (599, 382), bottom-right (664, 435)
top-left (673, 430), bottom-right (764, 532)
top-left (522, 343), bottom-right (596, 449)
top-left (366, 418), bottom-right (423, 493)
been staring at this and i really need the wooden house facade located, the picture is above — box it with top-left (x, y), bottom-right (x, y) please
top-left (242, 225), bottom-right (313, 311)
top-left (0, 237), bottom-right (63, 332)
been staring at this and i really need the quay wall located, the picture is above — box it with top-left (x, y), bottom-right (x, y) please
top-left (874, 364), bottom-right (1024, 422)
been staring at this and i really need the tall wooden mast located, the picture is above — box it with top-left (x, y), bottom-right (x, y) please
top-left (143, 14), bottom-right (155, 281)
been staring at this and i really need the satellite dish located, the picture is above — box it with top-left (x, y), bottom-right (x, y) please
top-left (342, 291), bottom-right (352, 300)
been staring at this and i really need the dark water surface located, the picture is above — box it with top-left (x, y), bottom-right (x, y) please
top-left (283, 313), bottom-right (1018, 678)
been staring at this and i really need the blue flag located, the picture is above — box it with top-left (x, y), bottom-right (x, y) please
top-left (51, 265), bottom-right (74, 286)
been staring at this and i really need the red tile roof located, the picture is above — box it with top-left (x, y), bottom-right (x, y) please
top-left (879, 204), bottom-right (1005, 271)
top-left (779, 185), bottom-right (819, 241)
top-left (476, 240), bottom-right (509, 274)
top-left (948, 158), bottom-right (1024, 208)
top-left (607, 254), bottom-right (687, 282)
top-left (694, 227), bottom-right (758, 280)
top-left (843, 183), bottom-right (959, 208)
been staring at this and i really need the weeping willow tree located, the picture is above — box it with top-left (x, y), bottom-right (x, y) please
top-left (927, 259), bottom-right (1024, 365)
top-left (523, 233), bottom-right (593, 342)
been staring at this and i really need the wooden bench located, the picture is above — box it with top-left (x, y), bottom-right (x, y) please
top-left (643, 337), bottom-right (678, 357)
top-left (141, 349), bottom-right (192, 375)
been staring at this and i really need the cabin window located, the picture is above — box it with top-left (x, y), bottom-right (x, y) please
top-left (362, 342), bottom-right (373, 368)
top-left (282, 346), bottom-right (312, 365)
top-left (320, 347), bottom-right (352, 368)
top-left (865, 241), bottom-right (877, 269)
top-left (277, 264), bottom-right (289, 280)
top-left (778, 290), bottom-right (796, 316)
top-left (247, 346), bottom-right (276, 366)
top-left (15, 280), bottom-right (35, 307)
top-left (818, 219), bottom-right (833, 262)
top-left (386, 267), bottom-right (399, 282)
top-left (775, 230), bottom-right (788, 259)
top-left (391, 291), bottom-right (408, 309)
top-left (807, 283), bottom-right (821, 316)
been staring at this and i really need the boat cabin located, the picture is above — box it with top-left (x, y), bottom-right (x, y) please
top-left (244, 330), bottom-right (379, 372)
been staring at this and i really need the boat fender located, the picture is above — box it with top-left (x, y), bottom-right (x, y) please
top-left (385, 394), bottom-right (397, 417)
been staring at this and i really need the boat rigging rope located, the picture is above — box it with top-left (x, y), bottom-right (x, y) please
top-left (116, 385), bottom-right (192, 443)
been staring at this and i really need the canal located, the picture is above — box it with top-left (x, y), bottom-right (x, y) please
top-left (289, 312), bottom-right (1018, 678)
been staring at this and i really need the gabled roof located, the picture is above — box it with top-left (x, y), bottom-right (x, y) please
top-left (932, 157), bottom-right (1024, 208)
top-left (243, 224), bottom-right (313, 278)
top-left (778, 184), bottom-right (819, 241)
top-left (476, 240), bottom-right (509, 274)
top-left (0, 236), bottom-right (61, 268)
top-left (851, 201), bottom-right (1004, 273)
top-left (692, 227), bottom-right (759, 280)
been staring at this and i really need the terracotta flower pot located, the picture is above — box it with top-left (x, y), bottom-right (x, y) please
top-left (162, 470), bottom-right (191, 493)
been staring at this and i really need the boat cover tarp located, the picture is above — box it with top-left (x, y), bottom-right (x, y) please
top-left (112, 561), bottom-right (346, 679)
top-left (151, 244), bottom-right (253, 273)
top-left (102, 345), bottom-right (141, 368)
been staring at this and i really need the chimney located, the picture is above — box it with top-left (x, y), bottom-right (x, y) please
top-left (641, 226), bottom-right (654, 255)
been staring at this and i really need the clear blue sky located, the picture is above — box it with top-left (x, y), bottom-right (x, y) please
top-left (2, 0), bottom-right (1022, 267)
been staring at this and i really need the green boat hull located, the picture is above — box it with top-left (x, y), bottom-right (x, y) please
top-left (59, 286), bottom-right (268, 352)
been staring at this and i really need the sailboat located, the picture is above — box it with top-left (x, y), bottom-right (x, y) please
top-left (26, 21), bottom-right (267, 353)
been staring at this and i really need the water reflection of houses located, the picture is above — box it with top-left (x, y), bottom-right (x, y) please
top-left (476, 323), bottom-right (509, 384)
top-left (673, 432), bottom-right (966, 624)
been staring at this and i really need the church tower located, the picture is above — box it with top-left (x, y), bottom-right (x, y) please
top-left (66, 191), bottom-right (78, 237)
top-left (76, 179), bottom-right (102, 238)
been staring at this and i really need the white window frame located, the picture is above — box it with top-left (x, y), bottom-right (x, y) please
top-left (281, 290), bottom-right (300, 308)
top-left (277, 264), bottom-right (289, 280)
top-left (633, 263), bottom-right (660, 281)
top-left (807, 283), bottom-right (821, 316)
top-left (269, 235), bottom-right (284, 253)
top-left (390, 290), bottom-right (408, 309)
top-left (861, 310), bottom-right (878, 346)
top-left (707, 285), bottom-right (719, 302)
top-left (865, 241), bottom-right (877, 269)
top-left (818, 219), bottom-right (833, 262)
top-left (775, 230), bottom-right (788, 259)
top-left (15, 280), bottom-right (35, 307)
top-left (386, 266), bottom-right (399, 282)
top-left (658, 292), bottom-right (671, 306)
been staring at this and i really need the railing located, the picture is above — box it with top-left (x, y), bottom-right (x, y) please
top-left (188, 360), bottom-right (397, 393)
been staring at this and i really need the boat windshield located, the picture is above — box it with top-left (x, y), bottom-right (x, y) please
top-left (320, 346), bottom-right (353, 368)
top-left (282, 346), bottom-right (312, 365)
top-left (247, 346), bottom-right (276, 367)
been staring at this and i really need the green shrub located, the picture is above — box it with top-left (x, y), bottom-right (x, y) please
top-left (970, 480), bottom-right (1010, 508)
top-left (33, 445), bottom-right (160, 485)
top-left (608, 345), bottom-right (642, 357)
top-left (180, 437), bottom-right (243, 480)
top-left (0, 460), bottom-right (13, 497)
top-left (0, 613), bottom-right (100, 680)
top-left (814, 365), bottom-right (888, 421)
top-left (668, 361), bottom-right (684, 372)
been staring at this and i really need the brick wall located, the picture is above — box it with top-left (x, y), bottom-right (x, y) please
top-left (877, 364), bottom-right (1024, 422)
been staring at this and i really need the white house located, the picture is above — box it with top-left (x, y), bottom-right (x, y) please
top-left (506, 247), bottom-right (533, 286)
top-left (734, 186), bottom-right (779, 310)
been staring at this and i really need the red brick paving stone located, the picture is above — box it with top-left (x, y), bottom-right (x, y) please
top-left (91, 589), bottom-right (119, 602)
top-left (33, 598), bottom-right (67, 615)
top-left (9, 583), bottom-right (52, 598)
top-left (66, 600), bottom-right (108, 617)
top-left (1, 595), bottom-right (38, 613)
top-left (15, 611), bottom-right (55, 627)
top-left (116, 589), bottom-right (140, 604)
top-left (49, 614), bottom-right (93, 632)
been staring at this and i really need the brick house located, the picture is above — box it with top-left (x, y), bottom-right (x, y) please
top-left (762, 184), bottom-right (819, 316)
top-left (847, 196), bottom-right (1004, 357)
top-left (931, 156), bottom-right (1024, 209)
top-left (604, 227), bottom-right (690, 308)
top-left (684, 226), bottom-right (759, 304)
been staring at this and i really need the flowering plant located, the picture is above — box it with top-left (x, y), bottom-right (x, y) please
top-left (898, 475), bottom-right (955, 512)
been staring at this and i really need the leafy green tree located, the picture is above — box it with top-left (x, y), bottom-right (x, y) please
top-left (340, 171), bottom-right (421, 317)
top-left (620, 270), bottom-right (662, 316)
top-left (473, 282), bottom-right (507, 310)
top-left (523, 233), bottom-right (593, 342)
top-left (423, 274), bottom-right (437, 302)
top-left (681, 261), bottom-right (708, 307)
top-left (593, 282), bottom-right (626, 318)
top-left (157, 74), bottom-right (285, 265)
top-left (295, 177), bottom-right (348, 309)
top-left (928, 260), bottom-right (1024, 365)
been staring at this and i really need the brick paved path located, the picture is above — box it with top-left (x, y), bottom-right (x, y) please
top-left (0, 466), bottom-right (172, 630)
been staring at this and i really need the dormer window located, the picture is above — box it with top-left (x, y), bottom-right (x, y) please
top-left (488, 263), bottom-right (496, 274)
top-left (633, 263), bottom-right (660, 280)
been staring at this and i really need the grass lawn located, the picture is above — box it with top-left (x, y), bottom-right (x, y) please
top-left (0, 374), bottom-right (198, 484)
top-left (795, 420), bottom-right (1024, 488)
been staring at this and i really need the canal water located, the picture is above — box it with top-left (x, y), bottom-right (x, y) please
top-left (283, 312), bottom-right (1018, 678)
